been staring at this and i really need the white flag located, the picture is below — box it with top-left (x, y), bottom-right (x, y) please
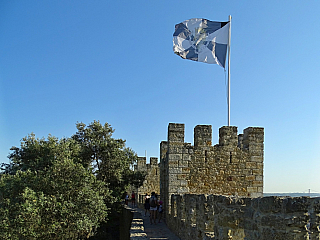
top-left (173, 18), bottom-right (230, 68)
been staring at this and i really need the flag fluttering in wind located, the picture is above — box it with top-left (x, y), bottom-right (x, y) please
top-left (173, 18), bottom-right (230, 68)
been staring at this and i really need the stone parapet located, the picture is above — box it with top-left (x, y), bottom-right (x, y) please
top-left (219, 126), bottom-right (238, 148)
top-left (194, 125), bottom-right (212, 148)
top-left (159, 123), bottom-right (265, 215)
top-left (134, 123), bottom-right (264, 229)
top-left (167, 194), bottom-right (320, 240)
top-left (168, 123), bottom-right (185, 143)
top-left (134, 157), bottom-right (160, 199)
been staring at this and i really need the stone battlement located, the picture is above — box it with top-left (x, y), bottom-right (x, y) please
top-left (168, 194), bottom-right (320, 239)
top-left (132, 123), bottom-right (320, 239)
top-left (134, 157), bottom-right (160, 197)
top-left (160, 123), bottom-right (264, 214)
top-left (135, 156), bottom-right (159, 172)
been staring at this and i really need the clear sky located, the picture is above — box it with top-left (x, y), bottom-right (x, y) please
top-left (1, 1), bottom-right (320, 193)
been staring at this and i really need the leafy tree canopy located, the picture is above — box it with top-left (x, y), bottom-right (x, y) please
top-left (0, 158), bottom-right (109, 239)
top-left (0, 120), bottom-right (146, 239)
top-left (2, 120), bottom-right (146, 199)
top-left (71, 120), bottom-right (146, 198)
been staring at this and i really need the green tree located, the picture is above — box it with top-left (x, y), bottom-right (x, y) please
top-left (2, 121), bottom-right (146, 199)
top-left (4, 134), bottom-right (82, 174)
top-left (72, 120), bottom-right (146, 199)
top-left (0, 120), bottom-right (146, 239)
top-left (0, 159), bottom-right (109, 239)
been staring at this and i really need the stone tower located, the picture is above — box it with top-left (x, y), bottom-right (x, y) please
top-left (160, 123), bottom-right (264, 212)
top-left (134, 157), bottom-right (160, 199)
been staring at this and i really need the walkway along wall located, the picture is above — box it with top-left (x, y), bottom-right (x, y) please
top-left (168, 194), bottom-right (320, 240)
top-left (133, 123), bottom-right (320, 239)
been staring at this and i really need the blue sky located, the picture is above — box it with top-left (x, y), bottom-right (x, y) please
top-left (1, 1), bottom-right (320, 193)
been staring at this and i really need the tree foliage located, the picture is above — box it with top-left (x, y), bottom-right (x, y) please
top-left (0, 159), bottom-right (109, 239)
top-left (72, 121), bottom-right (146, 199)
top-left (0, 120), bottom-right (146, 239)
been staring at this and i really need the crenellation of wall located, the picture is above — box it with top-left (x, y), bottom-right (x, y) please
top-left (168, 123), bottom-right (185, 143)
top-left (132, 123), bottom-right (320, 239)
top-left (134, 157), bottom-right (160, 200)
top-left (150, 157), bottom-right (158, 166)
top-left (219, 126), bottom-right (238, 148)
top-left (194, 125), bottom-right (212, 148)
top-left (137, 157), bottom-right (147, 172)
top-left (160, 123), bottom-right (264, 214)
top-left (163, 123), bottom-right (193, 213)
top-left (242, 127), bottom-right (264, 153)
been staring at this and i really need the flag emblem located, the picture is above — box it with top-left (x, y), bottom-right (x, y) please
top-left (173, 18), bottom-right (230, 67)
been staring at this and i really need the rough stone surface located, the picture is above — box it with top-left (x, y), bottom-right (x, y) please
top-left (160, 123), bottom-right (264, 213)
top-left (131, 123), bottom-right (320, 239)
top-left (134, 156), bottom-right (160, 200)
top-left (166, 194), bottom-right (320, 240)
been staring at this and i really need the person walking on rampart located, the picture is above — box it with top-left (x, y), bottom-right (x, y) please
top-left (144, 193), bottom-right (150, 216)
top-left (158, 200), bottom-right (163, 223)
top-left (149, 192), bottom-right (158, 224)
top-left (131, 191), bottom-right (136, 207)
top-left (125, 192), bottom-right (129, 205)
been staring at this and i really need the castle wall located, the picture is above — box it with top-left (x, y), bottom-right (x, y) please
top-left (135, 157), bottom-right (160, 200)
top-left (132, 123), bottom-right (320, 239)
top-left (167, 194), bottom-right (320, 240)
top-left (188, 126), bottom-right (264, 197)
top-left (161, 123), bottom-right (264, 212)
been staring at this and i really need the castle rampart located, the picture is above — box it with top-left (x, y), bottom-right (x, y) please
top-left (133, 123), bottom-right (320, 239)
top-left (167, 194), bottom-right (320, 240)
top-left (160, 123), bottom-right (264, 213)
top-left (134, 157), bottom-right (160, 200)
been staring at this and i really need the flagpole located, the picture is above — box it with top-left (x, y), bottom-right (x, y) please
top-left (227, 15), bottom-right (231, 126)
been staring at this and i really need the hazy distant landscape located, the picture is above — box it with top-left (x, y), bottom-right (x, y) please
top-left (264, 193), bottom-right (320, 198)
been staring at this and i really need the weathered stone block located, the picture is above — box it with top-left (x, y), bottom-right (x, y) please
top-left (168, 154), bottom-right (182, 161)
top-left (251, 156), bottom-right (263, 162)
top-left (179, 160), bottom-right (189, 167)
top-left (257, 163), bottom-right (263, 169)
top-left (182, 167), bottom-right (191, 174)
top-left (255, 175), bottom-right (263, 181)
top-left (169, 175), bottom-right (177, 181)
top-left (177, 187), bottom-right (189, 194)
top-left (168, 161), bottom-right (179, 167)
top-left (247, 187), bottom-right (258, 193)
top-left (252, 168), bottom-right (263, 175)
top-left (252, 180), bottom-right (263, 187)
top-left (169, 168), bottom-right (182, 174)
top-left (180, 180), bottom-right (188, 187)
top-left (177, 174), bottom-right (187, 180)
top-left (246, 162), bottom-right (257, 168)
top-left (246, 175), bottom-right (256, 181)
top-left (183, 154), bottom-right (191, 161)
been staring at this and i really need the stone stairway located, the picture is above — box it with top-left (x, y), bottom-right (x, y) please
top-left (130, 207), bottom-right (180, 240)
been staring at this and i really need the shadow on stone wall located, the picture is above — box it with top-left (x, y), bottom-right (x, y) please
top-left (89, 204), bottom-right (133, 240)
top-left (120, 206), bottom-right (134, 240)
top-left (167, 194), bottom-right (320, 240)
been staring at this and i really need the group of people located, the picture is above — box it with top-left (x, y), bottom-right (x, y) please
top-left (123, 191), bottom-right (164, 224)
top-left (144, 191), bottom-right (163, 224)
top-left (124, 191), bottom-right (136, 207)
